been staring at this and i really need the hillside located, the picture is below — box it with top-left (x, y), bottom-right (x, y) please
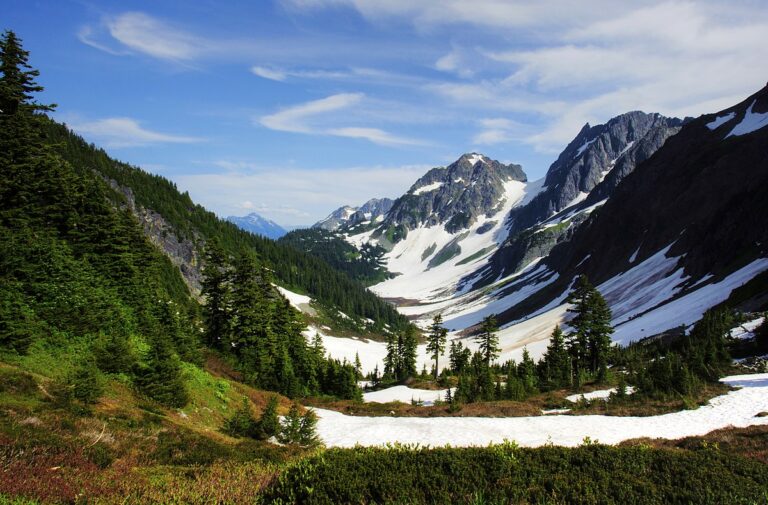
top-left (40, 121), bottom-right (409, 334)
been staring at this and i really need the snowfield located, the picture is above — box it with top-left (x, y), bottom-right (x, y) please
top-left (314, 373), bottom-right (768, 448)
top-left (363, 385), bottom-right (451, 405)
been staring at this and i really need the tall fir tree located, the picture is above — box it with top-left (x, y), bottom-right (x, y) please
top-left (426, 313), bottom-right (448, 379)
top-left (540, 325), bottom-right (570, 389)
top-left (566, 275), bottom-right (613, 384)
top-left (200, 239), bottom-right (231, 349)
top-left (475, 314), bottom-right (500, 365)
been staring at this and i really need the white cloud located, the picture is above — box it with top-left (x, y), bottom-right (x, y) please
top-left (104, 12), bottom-right (206, 61)
top-left (421, 2), bottom-right (768, 152)
top-left (280, 0), bottom-right (622, 30)
top-left (175, 163), bottom-right (430, 224)
top-left (76, 25), bottom-right (127, 56)
top-left (434, 49), bottom-right (473, 78)
top-left (259, 93), bottom-right (425, 146)
top-left (251, 66), bottom-right (288, 81)
top-left (70, 117), bottom-right (204, 148)
top-left (260, 93), bottom-right (363, 133)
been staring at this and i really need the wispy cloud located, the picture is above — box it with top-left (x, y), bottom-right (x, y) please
top-left (76, 25), bottom-right (127, 56)
top-left (258, 93), bottom-right (426, 146)
top-left (251, 66), bottom-right (288, 81)
top-left (104, 12), bottom-right (207, 62)
top-left (260, 93), bottom-right (363, 133)
top-left (70, 117), bottom-right (204, 148)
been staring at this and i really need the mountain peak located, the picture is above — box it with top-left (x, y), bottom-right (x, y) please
top-left (459, 152), bottom-right (488, 166)
top-left (226, 212), bottom-right (287, 239)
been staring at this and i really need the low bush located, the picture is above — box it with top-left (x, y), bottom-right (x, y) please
top-left (264, 444), bottom-right (768, 504)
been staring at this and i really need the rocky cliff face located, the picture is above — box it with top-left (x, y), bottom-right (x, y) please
top-left (470, 112), bottom-right (682, 288)
top-left (493, 84), bottom-right (768, 326)
top-left (382, 153), bottom-right (526, 235)
top-left (507, 112), bottom-right (683, 236)
top-left (105, 178), bottom-right (203, 296)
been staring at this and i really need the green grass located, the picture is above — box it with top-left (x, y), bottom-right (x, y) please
top-left (456, 246), bottom-right (495, 266)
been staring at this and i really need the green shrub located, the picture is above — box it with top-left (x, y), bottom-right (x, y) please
top-left (264, 444), bottom-right (768, 504)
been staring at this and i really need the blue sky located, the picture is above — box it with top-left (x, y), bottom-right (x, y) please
top-left (5, 0), bottom-right (768, 225)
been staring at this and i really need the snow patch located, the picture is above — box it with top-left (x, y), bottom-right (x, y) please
top-left (363, 385), bottom-right (451, 405)
top-left (730, 317), bottom-right (765, 340)
top-left (706, 111), bottom-right (736, 130)
top-left (314, 373), bottom-right (768, 448)
top-left (576, 138), bottom-right (597, 157)
top-left (413, 181), bottom-right (444, 195)
top-left (565, 386), bottom-right (635, 403)
top-left (727, 100), bottom-right (768, 137)
top-left (276, 286), bottom-right (313, 313)
top-left (466, 153), bottom-right (485, 165)
top-left (612, 258), bottom-right (768, 344)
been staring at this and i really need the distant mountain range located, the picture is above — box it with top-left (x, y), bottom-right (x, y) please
top-left (226, 212), bottom-right (288, 239)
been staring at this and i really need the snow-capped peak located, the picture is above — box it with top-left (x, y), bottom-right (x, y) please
top-left (464, 153), bottom-right (486, 166)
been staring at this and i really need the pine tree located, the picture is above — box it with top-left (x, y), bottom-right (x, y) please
top-left (0, 30), bottom-right (52, 116)
top-left (399, 326), bottom-right (418, 380)
top-left (135, 333), bottom-right (189, 408)
top-left (566, 275), bottom-right (613, 383)
top-left (756, 314), bottom-right (768, 352)
top-left (426, 313), bottom-right (448, 379)
top-left (354, 352), bottom-right (362, 380)
top-left (278, 403), bottom-right (303, 445)
top-left (69, 358), bottom-right (104, 404)
top-left (298, 409), bottom-right (320, 447)
top-left (224, 397), bottom-right (258, 438)
top-left (518, 347), bottom-right (538, 394)
top-left (541, 325), bottom-right (570, 389)
top-left (93, 331), bottom-right (136, 374)
top-left (475, 314), bottom-right (500, 365)
top-left (588, 289), bottom-right (613, 382)
top-left (257, 395), bottom-right (280, 440)
top-left (201, 239), bottom-right (231, 349)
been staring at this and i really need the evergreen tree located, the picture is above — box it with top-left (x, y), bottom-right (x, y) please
top-left (224, 397), bottom-right (258, 438)
top-left (399, 326), bottom-right (418, 380)
top-left (518, 347), bottom-right (538, 395)
top-left (93, 331), bottom-right (136, 374)
top-left (566, 275), bottom-right (613, 383)
top-left (257, 395), bottom-right (280, 440)
top-left (297, 409), bottom-right (320, 447)
top-left (354, 352), bottom-right (362, 380)
top-left (475, 314), bottom-right (500, 365)
top-left (201, 239), bottom-right (231, 349)
top-left (68, 357), bottom-right (104, 404)
top-left (278, 403), bottom-right (303, 445)
top-left (756, 314), bottom-right (768, 352)
top-left (426, 313), bottom-right (448, 379)
top-left (540, 325), bottom-right (570, 389)
top-left (449, 340), bottom-right (471, 374)
top-left (135, 333), bottom-right (189, 408)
